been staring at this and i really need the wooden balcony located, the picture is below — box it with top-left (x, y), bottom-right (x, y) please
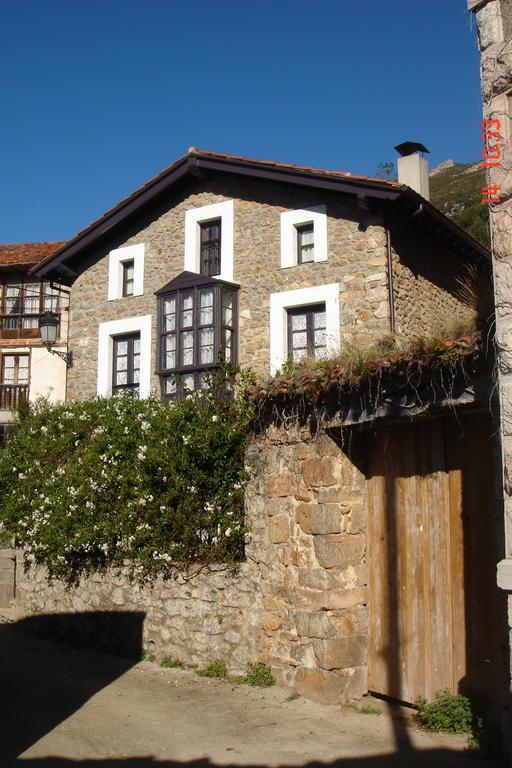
top-left (0, 385), bottom-right (29, 411)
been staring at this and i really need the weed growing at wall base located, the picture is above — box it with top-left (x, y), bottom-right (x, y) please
top-left (0, 369), bottom-right (253, 581)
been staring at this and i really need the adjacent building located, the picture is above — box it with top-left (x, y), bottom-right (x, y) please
top-left (0, 242), bottom-right (69, 440)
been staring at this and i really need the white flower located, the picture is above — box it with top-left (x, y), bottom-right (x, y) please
top-left (225, 527), bottom-right (231, 537)
top-left (211, 415), bottom-right (218, 423)
top-left (182, 436), bottom-right (189, 445)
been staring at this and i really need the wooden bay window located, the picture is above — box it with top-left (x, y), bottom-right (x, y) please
top-left (156, 271), bottom-right (238, 398)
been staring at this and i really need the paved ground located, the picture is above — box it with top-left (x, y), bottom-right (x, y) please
top-left (0, 619), bottom-right (505, 768)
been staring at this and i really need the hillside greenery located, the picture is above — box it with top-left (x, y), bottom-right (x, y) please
top-left (429, 161), bottom-right (490, 247)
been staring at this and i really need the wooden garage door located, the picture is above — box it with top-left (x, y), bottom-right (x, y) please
top-left (367, 412), bottom-right (503, 710)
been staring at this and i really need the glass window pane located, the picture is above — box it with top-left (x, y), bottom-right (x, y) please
top-left (43, 283), bottom-right (59, 312)
top-left (164, 296), bottom-right (176, 315)
top-left (132, 369), bottom-right (140, 384)
top-left (200, 327), bottom-right (214, 364)
top-left (165, 377), bottom-right (176, 396)
top-left (2, 356), bottom-right (15, 384)
top-left (117, 357), bottom-right (128, 371)
top-left (24, 283), bottom-right (40, 314)
top-left (182, 292), bottom-right (194, 326)
top-left (181, 330), bottom-right (194, 366)
top-left (116, 371), bottom-right (128, 385)
top-left (314, 330), bottom-right (326, 347)
top-left (222, 290), bottom-right (233, 326)
top-left (5, 284), bottom-right (20, 315)
top-left (223, 328), bottom-right (232, 362)
top-left (133, 338), bottom-right (140, 354)
top-left (291, 314), bottom-right (307, 331)
top-left (23, 317), bottom-right (38, 329)
top-left (314, 310), bottom-right (326, 329)
top-left (292, 331), bottom-right (307, 348)
top-left (181, 373), bottom-right (195, 392)
top-left (116, 340), bottom-right (128, 355)
top-left (293, 348), bottom-right (306, 363)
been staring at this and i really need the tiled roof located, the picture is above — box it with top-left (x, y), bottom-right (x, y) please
top-left (0, 241), bottom-right (65, 267)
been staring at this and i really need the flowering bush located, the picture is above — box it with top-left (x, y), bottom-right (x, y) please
top-left (0, 372), bottom-right (253, 581)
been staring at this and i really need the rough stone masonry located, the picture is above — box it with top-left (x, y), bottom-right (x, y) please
top-left (16, 426), bottom-right (369, 706)
top-left (468, 0), bottom-right (512, 751)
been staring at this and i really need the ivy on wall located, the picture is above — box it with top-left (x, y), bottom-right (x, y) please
top-left (0, 371), bottom-right (253, 581)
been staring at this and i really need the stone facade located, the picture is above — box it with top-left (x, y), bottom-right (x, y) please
top-left (468, 0), bottom-right (512, 752)
top-left (65, 173), bottom-right (477, 400)
top-left (16, 425), bottom-right (369, 705)
top-left (391, 221), bottom-right (478, 339)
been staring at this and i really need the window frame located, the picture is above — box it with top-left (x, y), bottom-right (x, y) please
top-left (269, 283), bottom-right (340, 374)
top-left (107, 243), bottom-right (145, 301)
top-left (0, 279), bottom-right (60, 339)
top-left (122, 260), bottom-right (135, 297)
top-left (156, 272), bottom-right (239, 399)
top-left (199, 219), bottom-right (222, 277)
top-left (97, 315), bottom-right (152, 398)
top-left (287, 303), bottom-right (327, 363)
top-left (280, 205), bottom-right (328, 268)
top-left (1, 353), bottom-right (30, 386)
top-left (184, 200), bottom-right (234, 281)
top-left (112, 332), bottom-right (141, 394)
top-left (296, 222), bottom-right (315, 264)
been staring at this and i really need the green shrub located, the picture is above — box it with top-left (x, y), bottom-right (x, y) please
top-left (416, 690), bottom-right (475, 734)
top-left (0, 368), bottom-right (253, 581)
top-left (160, 657), bottom-right (184, 669)
top-left (197, 660), bottom-right (227, 678)
top-left (245, 662), bottom-right (275, 687)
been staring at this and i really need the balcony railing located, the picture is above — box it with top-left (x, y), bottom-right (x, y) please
top-left (0, 385), bottom-right (29, 411)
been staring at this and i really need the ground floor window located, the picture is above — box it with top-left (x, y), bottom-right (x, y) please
top-left (1, 354), bottom-right (29, 385)
top-left (287, 304), bottom-right (327, 362)
top-left (112, 333), bottom-right (140, 395)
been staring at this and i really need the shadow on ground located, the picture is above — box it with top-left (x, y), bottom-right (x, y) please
top-left (0, 616), bottom-right (506, 768)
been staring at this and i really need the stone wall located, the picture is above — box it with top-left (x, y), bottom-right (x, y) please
top-left (468, 0), bottom-right (512, 752)
top-left (391, 220), bottom-right (478, 339)
top-left (15, 425), bottom-right (369, 705)
top-left (66, 176), bottom-right (390, 399)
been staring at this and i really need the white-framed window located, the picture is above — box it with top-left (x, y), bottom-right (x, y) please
top-left (97, 315), bottom-right (152, 398)
top-left (280, 205), bottom-right (328, 268)
top-left (184, 200), bottom-right (234, 282)
top-left (269, 283), bottom-right (340, 374)
top-left (107, 244), bottom-right (145, 301)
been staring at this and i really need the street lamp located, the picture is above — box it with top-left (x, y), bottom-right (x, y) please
top-left (39, 311), bottom-right (73, 368)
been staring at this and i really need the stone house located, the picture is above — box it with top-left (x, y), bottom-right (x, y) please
top-left (0, 241), bottom-right (69, 442)
top-left (17, 149), bottom-right (506, 723)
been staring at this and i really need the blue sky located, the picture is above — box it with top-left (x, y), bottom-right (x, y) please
top-left (0, 0), bottom-right (482, 242)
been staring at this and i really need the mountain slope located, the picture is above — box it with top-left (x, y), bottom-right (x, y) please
top-left (429, 160), bottom-right (490, 247)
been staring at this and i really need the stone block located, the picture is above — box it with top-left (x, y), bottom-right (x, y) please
top-left (298, 567), bottom-right (344, 591)
top-left (295, 610), bottom-right (335, 639)
top-left (265, 498), bottom-right (295, 517)
top-left (268, 515), bottom-right (290, 544)
top-left (348, 502), bottom-right (367, 534)
top-left (266, 473), bottom-right (295, 497)
top-left (296, 503), bottom-right (342, 535)
top-left (309, 587), bottom-right (369, 611)
top-left (313, 636), bottom-right (367, 670)
top-left (314, 534), bottom-right (365, 569)
top-left (0, 581), bottom-right (14, 605)
top-left (262, 612), bottom-right (283, 631)
top-left (302, 458), bottom-right (336, 487)
top-left (295, 666), bottom-right (367, 704)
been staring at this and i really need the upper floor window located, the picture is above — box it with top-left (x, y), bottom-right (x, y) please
top-left (107, 243), bottom-right (145, 301)
top-left (0, 280), bottom-right (59, 339)
top-left (122, 260), bottom-right (135, 297)
top-left (156, 271), bottom-right (238, 398)
top-left (185, 200), bottom-right (234, 282)
top-left (200, 220), bottom-right (222, 276)
top-left (296, 223), bottom-right (315, 264)
top-left (280, 205), bottom-right (328, 268)
top-left (287, 304), bottom-right (327, 363)
top-left (112, 333), bottom-right (140, 395)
